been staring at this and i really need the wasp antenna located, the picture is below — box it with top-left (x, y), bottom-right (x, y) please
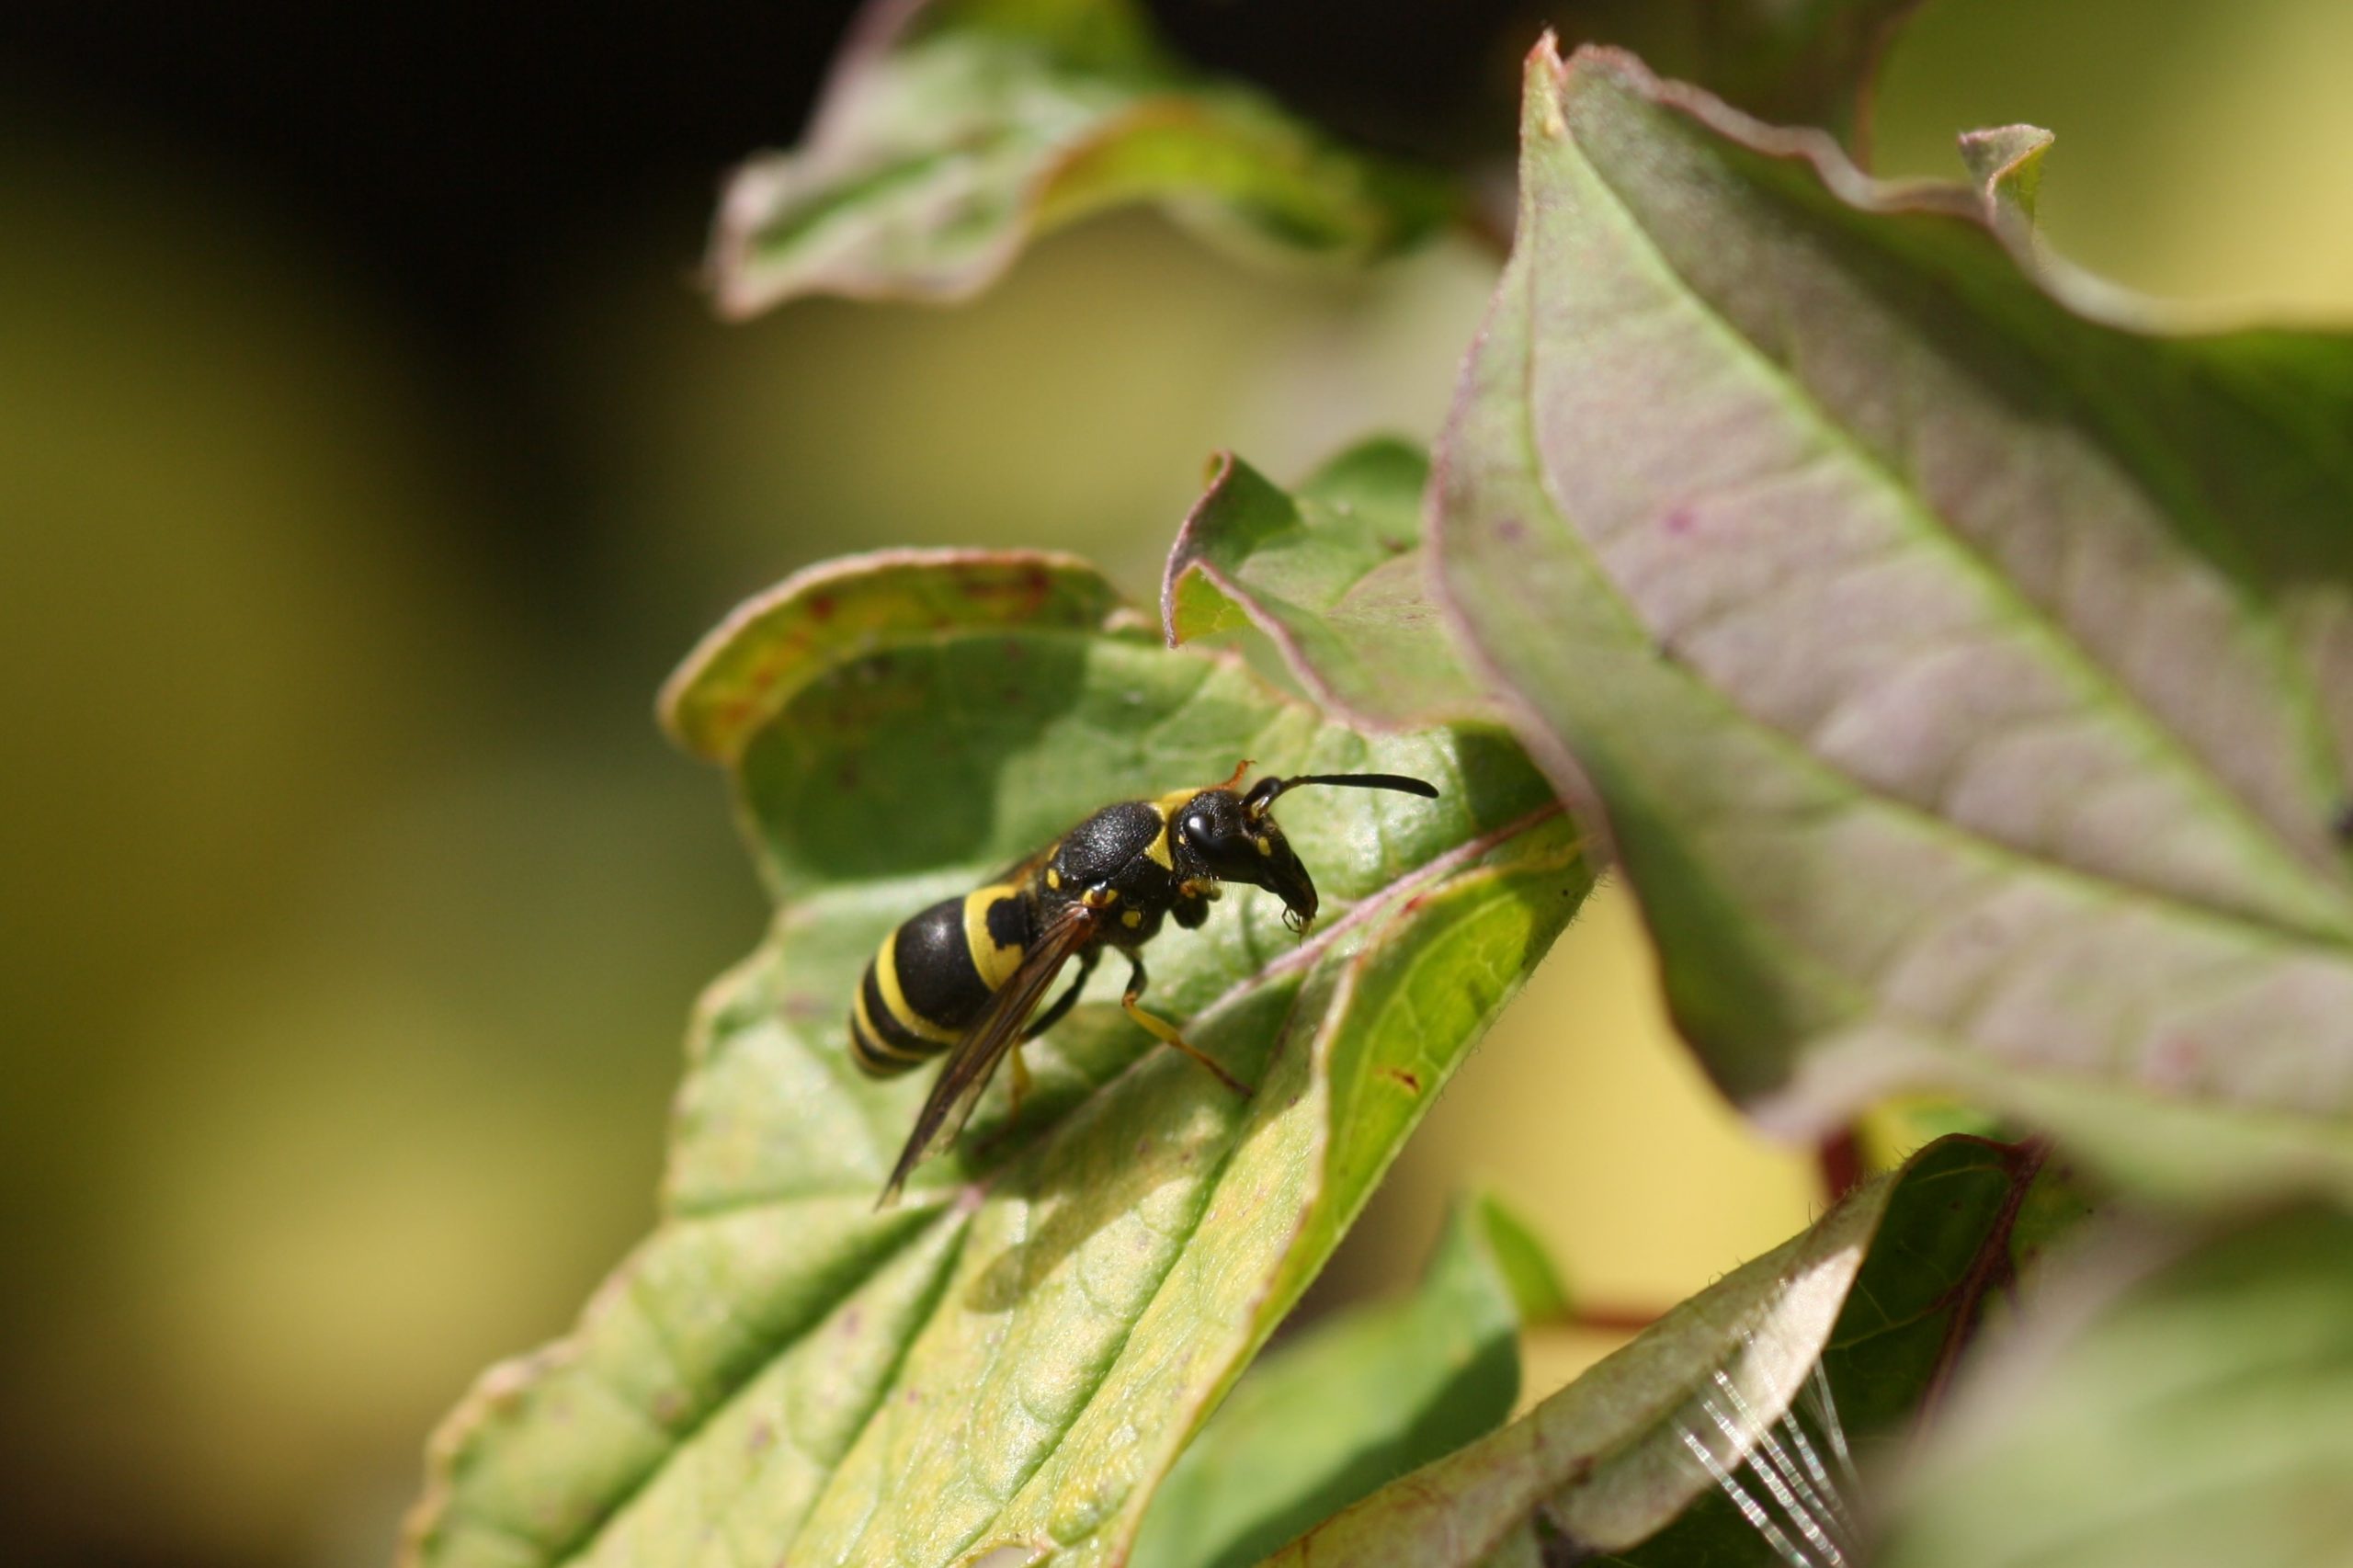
top-left (1282, 772), bottom-right (1440, 799)
top-left (1215, 757), bottom-right (1255, 791)
top-left (1244, 770), bottom-right (1438, 818)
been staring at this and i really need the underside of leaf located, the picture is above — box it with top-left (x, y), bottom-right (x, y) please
top-left (1435, 39), bottom-right (2353, 1206)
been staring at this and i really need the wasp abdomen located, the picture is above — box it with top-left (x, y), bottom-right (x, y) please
top-left (849, 884), bottom-right (1034, 1078)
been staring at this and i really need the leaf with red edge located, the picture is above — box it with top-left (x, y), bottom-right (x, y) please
top-left (1435, 39), bottom-right (2353, 1208)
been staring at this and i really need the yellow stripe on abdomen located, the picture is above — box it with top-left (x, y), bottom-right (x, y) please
top-left (851, 984), bottom-right (929, 1067)
top-left (874, 928), bottom-right (962, 1046)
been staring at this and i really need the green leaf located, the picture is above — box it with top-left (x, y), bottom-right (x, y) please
top-left (1259, 1135), bottom-right (2038, 1566)
top-left (1878, 1205), bottom-right (2353, 1568)
top-left (1164, 437), bottom-right (1490, 731)
top-left (403, 549), bottom-right (1587, 1568)
top-left (708, 0), bottom-right (1453, 316)
top-left (1560, 0), bottom-right (1928, 150)
top-left (1434, 40), bottom-right (2353, 1208)
top-left (1131, 1192), bottom-right (1555, 1568)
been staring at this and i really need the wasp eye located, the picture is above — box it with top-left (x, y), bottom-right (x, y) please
top-left (1179, 812), bottom-right (1211, 846)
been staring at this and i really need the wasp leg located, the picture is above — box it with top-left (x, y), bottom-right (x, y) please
top-left (1122, 954), bottom-right (1252, 1095)
top-left (1005, 1045), bottom-right (1031, 1126)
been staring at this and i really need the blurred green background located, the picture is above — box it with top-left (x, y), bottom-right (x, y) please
top-left (6, 3), bottom-right (2352, 1565)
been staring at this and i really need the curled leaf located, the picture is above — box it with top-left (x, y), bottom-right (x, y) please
top-left (1261, 1136), bottom-right (2037, 1565)
top-left (1164, 437), bottom-right (1491, 731)
top-left (710, 0), bottom-right (1452, 315)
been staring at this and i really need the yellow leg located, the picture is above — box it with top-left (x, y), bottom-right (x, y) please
top-left (1006, 1045), bottom-right (1031, 1124)
top-left (977, 1045), bottom-right (1035, 1158)
top-left (1122, 957), bottom-right (1251, 1096)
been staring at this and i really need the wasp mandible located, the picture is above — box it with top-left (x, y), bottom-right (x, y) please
top-left (851, 761), bottom-right (1440, 1204)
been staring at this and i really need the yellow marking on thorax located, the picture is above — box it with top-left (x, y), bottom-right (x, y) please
top-left (1121, 909), bottom-right (1143, 929)
top-left (875, 929), bottom-right (962, 1045)
top-left (1142, 801), bottom-right (1176, 869)
top-left (961, 885), bottom-right (1028, 992)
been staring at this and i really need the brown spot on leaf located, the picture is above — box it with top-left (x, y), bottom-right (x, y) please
top-left (2150, 1035), bottom-right (2203, 1091)
top-left (1379, 1067), bottom-right (1424, 1095)
top-left (809, 593), bottom-right (835, 621)
top-left (953, 563), bottom-right (1055, 618)
top-left (1532, 1506), bottom-right (1595, 1566)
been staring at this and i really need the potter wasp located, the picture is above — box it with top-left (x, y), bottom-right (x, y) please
top-left (852, 761), bottom-right (1439, 1203)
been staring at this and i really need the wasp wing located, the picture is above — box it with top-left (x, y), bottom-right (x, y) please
top-left (877, 901), bottom-right (1099, 1207)
top-left (981, 839), bottom-right (1060, 891)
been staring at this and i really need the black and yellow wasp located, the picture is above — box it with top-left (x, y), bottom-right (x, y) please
top-left (852, 761), bottom-right (1439, 1204)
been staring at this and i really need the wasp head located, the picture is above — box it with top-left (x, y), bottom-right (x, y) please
top-left (1168, 767), bottom-right (1440, 936)
top-left (1170, 785), bottom-right (1320, 930)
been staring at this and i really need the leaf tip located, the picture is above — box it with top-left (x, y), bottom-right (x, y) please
top-left (1160, 449), bottom-right (1242, 646)
top-left (1958, 122), bottom-right (2055, 232)
top-left (705, 153), bottom-right (793, 321)
top-left (659, 548), bottom-right (1123, 765)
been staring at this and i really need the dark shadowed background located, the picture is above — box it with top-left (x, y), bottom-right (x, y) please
top-left (6, 3), bottom-right (2350, 1565)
